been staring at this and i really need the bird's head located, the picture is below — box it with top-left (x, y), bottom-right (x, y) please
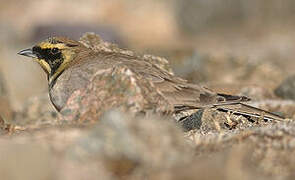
top-left (18, 37), bottom-right (86, 85)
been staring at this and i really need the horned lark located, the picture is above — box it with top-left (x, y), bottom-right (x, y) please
top-left (18, 36), bottom-right (284, 121)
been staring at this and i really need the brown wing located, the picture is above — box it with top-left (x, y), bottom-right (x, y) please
top-left (107, 53), bottom-right (249, 107)
top-left (110, 53), bottom-right (284, 121)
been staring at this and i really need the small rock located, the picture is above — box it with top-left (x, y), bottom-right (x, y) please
top-left (13, 94), bottom-right (58, 127)
top-left (60, 64), bottom-right (172, 123)
top-left (67, 110), bottom-right (192, 178)
top-left (179, 110), bottom-right (203, 131)
top-left (275, 74), bottom-right (295, 100)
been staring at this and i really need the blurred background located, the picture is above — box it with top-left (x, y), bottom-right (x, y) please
top-left (1, 0), bottom-right (295, 111)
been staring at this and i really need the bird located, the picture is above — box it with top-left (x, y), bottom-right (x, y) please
top-left (17, 36), bottom-right (284, 122)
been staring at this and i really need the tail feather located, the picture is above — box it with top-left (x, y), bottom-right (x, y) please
top-left (216, 103), bottom-right (285, 121)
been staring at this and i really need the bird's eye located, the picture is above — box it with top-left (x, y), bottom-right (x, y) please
top-left (51, 48), bottom-right (59, 54)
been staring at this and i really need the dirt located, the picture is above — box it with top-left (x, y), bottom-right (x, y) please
top-left (1, 1), bottom-right (295, 179)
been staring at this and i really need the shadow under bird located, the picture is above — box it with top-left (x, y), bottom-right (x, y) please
top-left (18, 36), bottom-right (285, 121)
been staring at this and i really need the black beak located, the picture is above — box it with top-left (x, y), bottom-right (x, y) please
top-left (17, 48), bottom-right (37, 58)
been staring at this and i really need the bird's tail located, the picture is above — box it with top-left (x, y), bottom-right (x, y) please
top-left (216, 103), bottom-right (285, 121)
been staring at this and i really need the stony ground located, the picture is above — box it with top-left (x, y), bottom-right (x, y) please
top-left (0, 33), bottom-right (294, 180)
top-left (1, 1), bottom-right (295, 179)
